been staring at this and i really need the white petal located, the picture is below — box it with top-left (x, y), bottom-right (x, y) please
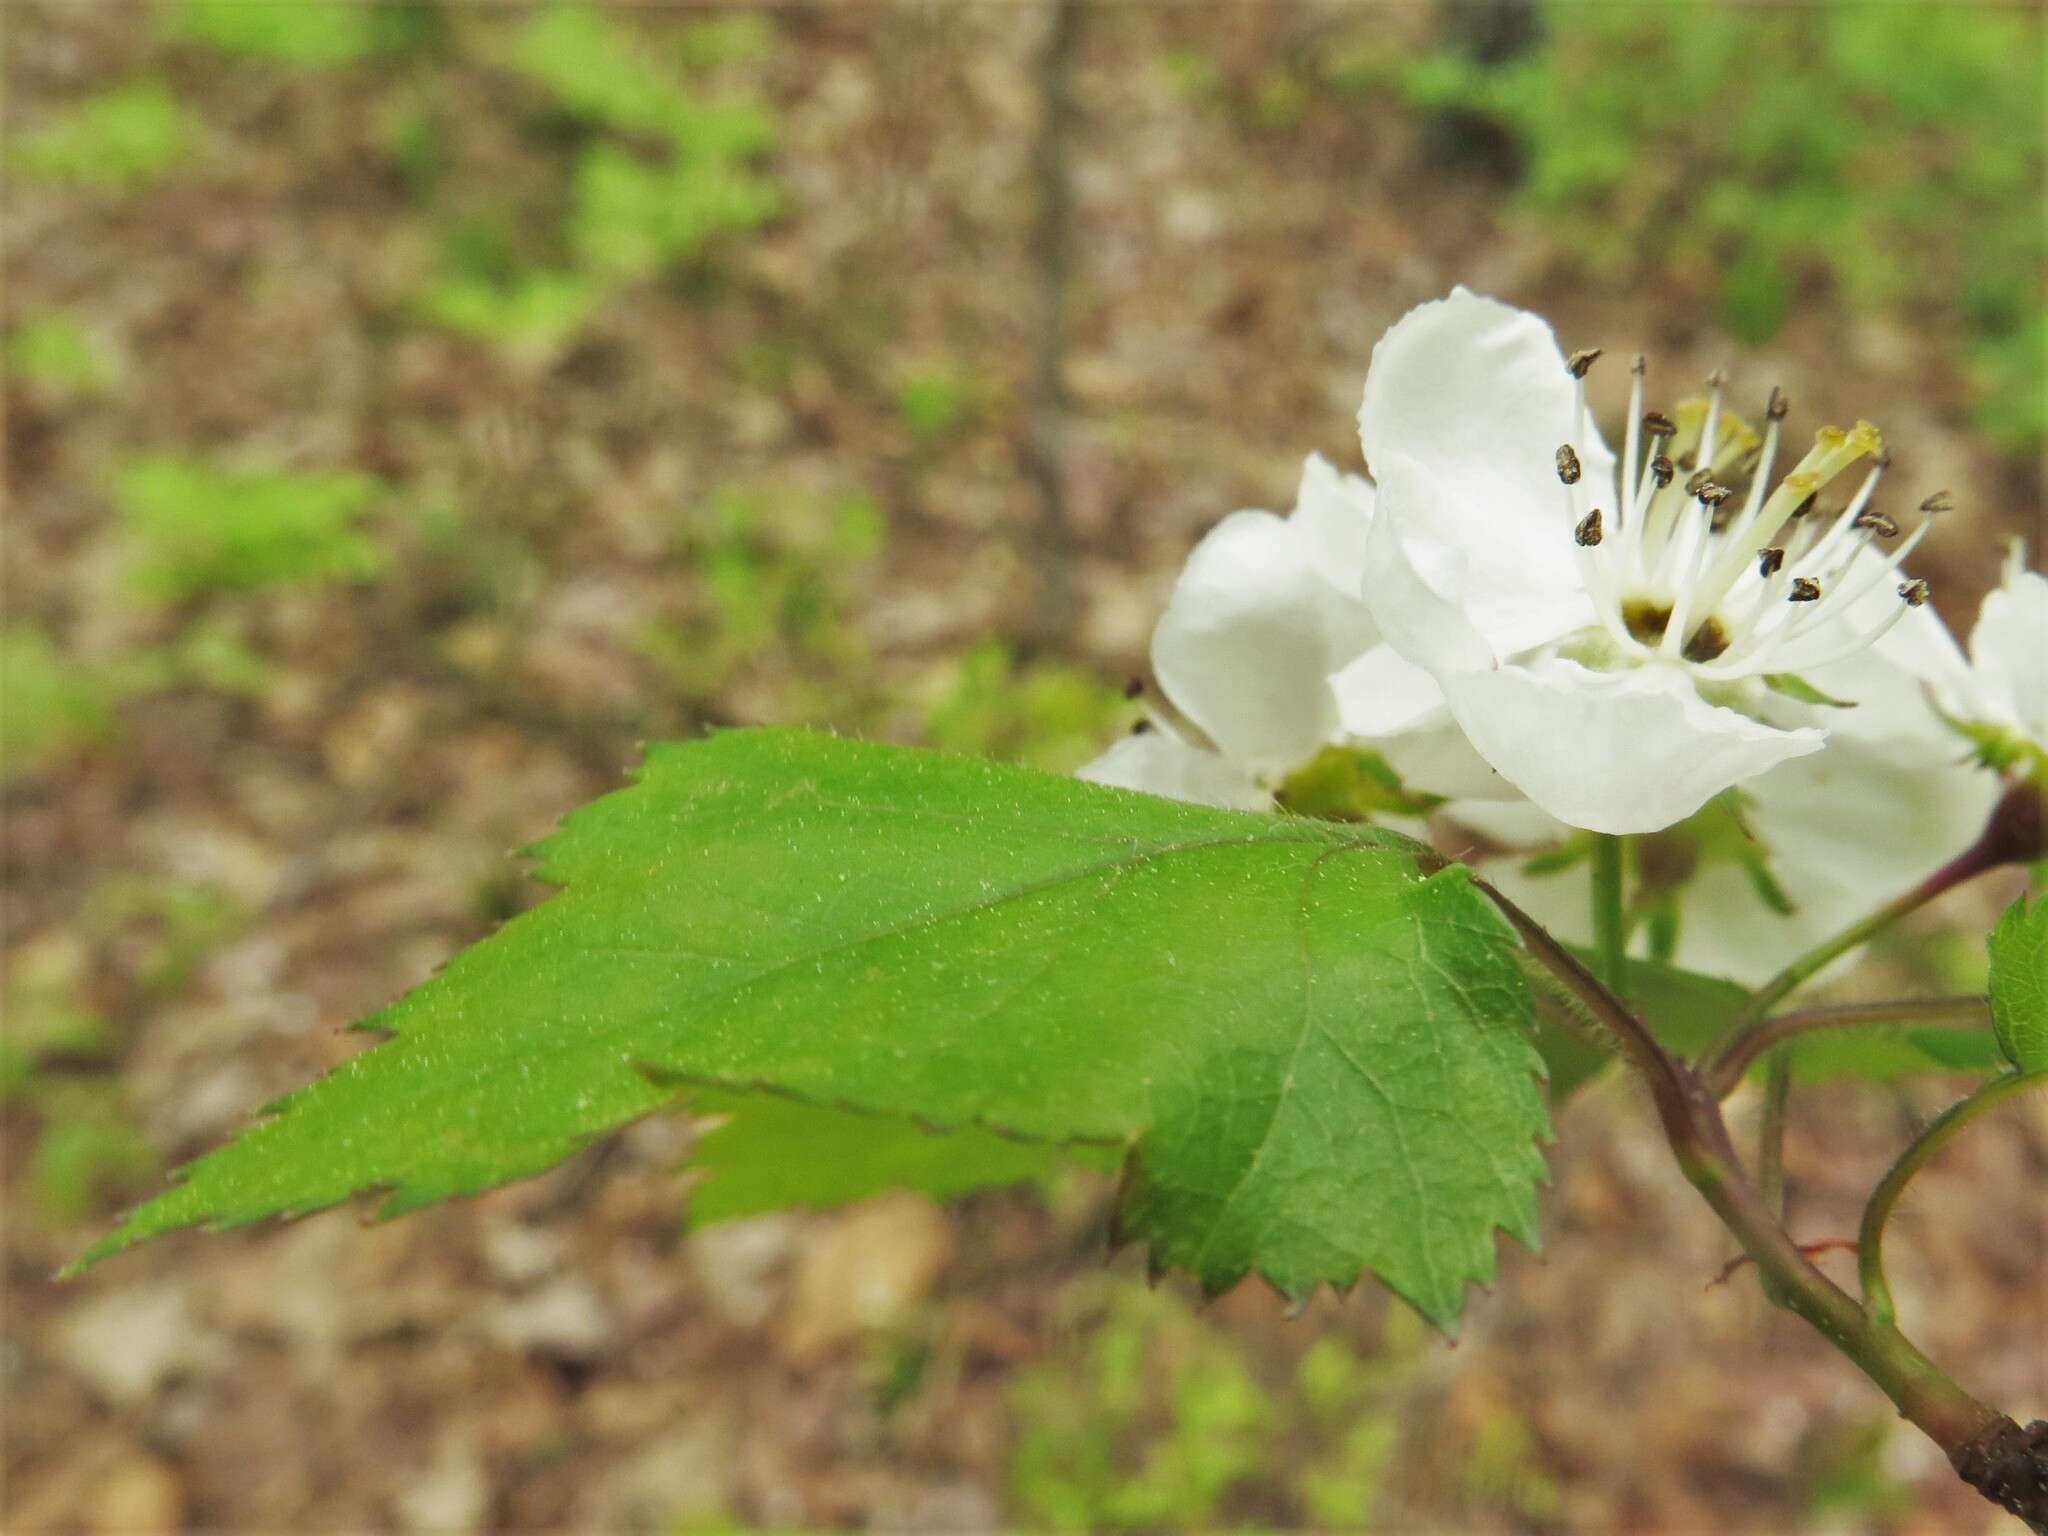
top-left (1358, 456), bottom-right (1499, 676)
top-left (1381, 724), bottom-right (1524, 802)
top-left (1359, 288), bottom-right (1617, 610)
top-left (1443, 797), bottom-right (1573, 849)
top-left (1076, 732), bottom-right (1270, 811)
top-left (1150, 509), bottom-right (1345, 774)
top-left (1968, 557), bottom-right (2048, 744)
top-left (1288, 452), bottom-right (1377, 603)
top-left (1329, 643), bottom-right (1446, 737)
top-left (1444, 658), bottom-right (1826, 834)
top-left (1365, 452), bottom-right (1593, 667)
top-left (1469, 724), bottom-right (1997, 988)
top-left (1676, 727), bottom-right (2003, 985)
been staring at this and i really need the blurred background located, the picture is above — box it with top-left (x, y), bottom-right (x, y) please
top-left (4, 2), bottom-right (2043, 1530)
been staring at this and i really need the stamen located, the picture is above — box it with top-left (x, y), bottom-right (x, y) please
top-left (1696, 370), bottom-right (1727, 484)
top-left (1123, 677), bottom-right (1146, 699)
top-left (1899, 578), bottom-right (1931, 606)
top-left (1919, 490), bottom-right (1955, 514)
top-left (1581, 359), bottom-right (1925, 689)
top-left (1567, 348), bottom-right (1603, 379)
top-left (1622, 356), bottom-right (1646, 526)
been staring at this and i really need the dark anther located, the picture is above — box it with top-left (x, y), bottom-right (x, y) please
top-left (1919, 490), bottom-right (1956, 514)
top-left (1650, 454), bottom-right (1675, 487)
top-left (1790, 491), bottom-right (1818, 519)
top-left (1130, 718), bottom-right (1153, 735)
top-left (1789, 577), bottom-right (1823, 602)
top-left (1567, 348), bottom-right (1603, 379)
top-left (1685, 467), bottom-right (1714, 496)
top-left (1875, 448), bottom-right (1893, 470)
top-left (1766, 386), bottom-right (1788, 420)
top-left (1574, 509), bottom-right (1604, 547)
top-left (1556, 445), bottom-right (1582, 485)
top-left (1695, 481), bottom-right (1732, 508)
top-left (1642, 411), bottom-right (1677, 438)
top-left (1853, 509), bottom-right (1899, 538)
top-left (1758, 547), bottom-right (1786, 577)
top-left (1123, 677), bottom-right (1145, 699)
top-left (1706, 367), bottom-right (1728, 388)
top-left (1631, 354), bottom-right (1646, 377)
top-left (1899, 578), bottom-right (1931, 607)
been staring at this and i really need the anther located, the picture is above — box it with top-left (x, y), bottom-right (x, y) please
top-left (1123, 677), bottom-right (1145, 700)
top-left (1919, 490), bottom-right (1955, 514)
top-left (1706, 367), bottom-right (1728, 389)
top-left (1758, 547), bottom-right (1786, 577)
top-left (1556, 444), bottom-right (1582, 485)
top-left (1631, 354), bottom-right (1646, 377)
top-left (1684, 467), bottom-right (1713, 496)
top-left (1789, 490), bottom-right (1817, 519)
top-left (1643, 411), bottom-right (1677, 438)
top-left (1696, 482), bottom-right (1733, 508)
top-left (1567, 348), bottom-right (1603, 379)
top-left (1766, 386), bottom-right (1788, 420)
top-left (1574, 509), bottom-right (1604, 547)
top-left (1853, 509), bottom-right (1899, 538)
top-left (1789, 577), bottom-right (1823, 603)
top-left (1899, 578), bottom-right (1931, 607)
top-left (1650, 454), bottom-right (1675, 487)
top-left (1130, 718), bottom-right (1153, 735)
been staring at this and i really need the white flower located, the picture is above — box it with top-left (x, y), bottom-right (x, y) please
top-left (1079, 453), bottom-right (1387, 808)
top-left (1934, 542), bottom-right (2048, 774)
top-left (1351, 287), bottom-right (1953, 835)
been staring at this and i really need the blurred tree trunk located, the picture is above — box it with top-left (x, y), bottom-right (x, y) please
top-left (1427, 0), bottom-right (1540, 182)
top-left (1023, 0), bottom-right (1081, 654)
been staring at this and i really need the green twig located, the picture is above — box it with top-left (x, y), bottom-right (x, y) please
top-left (1707, 995), bottom-right (1990, 1097)
top-left (1859, 1069), bottom-right (2048, 1331)
top-left (1478, 877), bottom-right (2039, 1528)
top-left (1705, 785), bottom-right (2041, 1077)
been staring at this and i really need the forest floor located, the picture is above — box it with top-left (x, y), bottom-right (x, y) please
top-left (5, 5), bottom-right (2043, 1532)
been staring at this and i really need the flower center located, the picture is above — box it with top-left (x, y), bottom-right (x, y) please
top-left (1555, 354), bottom-right (1944, 685)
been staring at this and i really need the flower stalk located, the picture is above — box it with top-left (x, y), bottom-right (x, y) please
top-left (1858, 1068), bottom-right (2047, 1331)
top-left (1707, 995), bottom-right (1989, 1097)
top-left (1704, 777), bottom-right (2047, 1083)
top-left (1481, 878), bottom-right (2048, 1531)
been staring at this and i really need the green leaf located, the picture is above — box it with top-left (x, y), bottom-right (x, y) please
top-left (1763, 672), bottom-right (1858, 709)
top-left (1988, 894), bottom-right (2048, 1071)
top-left (1781, 1023), bottom-right (2005, 1084)
top-left (77, 730), bottom-right (1548, 1328)
top-left (681, 1088), bottom-right (1116, 1226)
top-left (1277, 745), bottom-right (1447, 821)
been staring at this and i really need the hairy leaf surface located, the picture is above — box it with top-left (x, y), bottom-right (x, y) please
top-left (79, 730), bottom-right (1547, 1326)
